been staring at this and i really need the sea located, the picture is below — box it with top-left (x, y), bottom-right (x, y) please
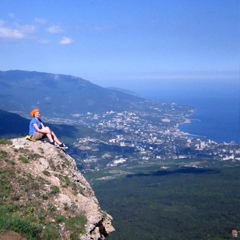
top-left (131, 79), bottom-right (240, 144)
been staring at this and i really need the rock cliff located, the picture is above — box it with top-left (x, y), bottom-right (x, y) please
top-left (0, 138), bottom-right (114, 240)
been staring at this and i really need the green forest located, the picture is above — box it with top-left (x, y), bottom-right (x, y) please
top-left (85, 165), bottom-right (240, 240)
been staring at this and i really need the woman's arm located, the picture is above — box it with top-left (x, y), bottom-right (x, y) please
top-left (33, 123), bottom-right (51, 134)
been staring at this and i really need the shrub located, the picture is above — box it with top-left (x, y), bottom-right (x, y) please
top-left (0, 169), bottom-right (14, 198)
top-left (11, 195), bottom-right (20, 201)
top-left (51, 186), bottom-right (60, 194)
top-left (43, 170), bottom-right (51, 176)
top-left (54, 215), bottom-right (86, 239)
top-left (0, 207), bottom-right (42, 240)
top-left (47, 203), bottom-right (56, 212)
top-left (65, 215), bottom-right (86, 239)
top-left (0, 150), bottom-right (8, 159)
top-left (41, 225), bottom-right (60, 240)
top-left (18, 156), bottom-right (29, 163)
top-left (0, 139), bottom-right (12, 145)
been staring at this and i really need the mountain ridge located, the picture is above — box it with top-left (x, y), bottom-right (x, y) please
top-left (0, 70), bottom-right (146, 118)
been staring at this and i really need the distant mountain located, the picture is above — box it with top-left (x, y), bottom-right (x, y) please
top-left (106, 87), bottom-right (140, 97)
top-left (0, 70), bottom-right (146, 118)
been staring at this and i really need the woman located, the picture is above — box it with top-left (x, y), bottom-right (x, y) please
top-left (29, 109), bottom-right (67, 149)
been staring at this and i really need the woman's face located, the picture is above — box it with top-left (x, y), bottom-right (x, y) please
top-left (35, 112), bottom-right (40, 118)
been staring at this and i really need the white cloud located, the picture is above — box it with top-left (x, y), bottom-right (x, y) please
top-left (59, 36), bottom-right (73, 45)
top-left (35, 17), bottom-right (47, 24)
top-left (0, 17), bottom-right (70, 44)
top-left (0, 26), bottom-right (24, 39)
top-left (0, 19), bottom-right (36, 40)
top-left (47, 25), bottom-right (64, 34)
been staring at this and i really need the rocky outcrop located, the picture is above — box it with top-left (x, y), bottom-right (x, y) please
top-left (0, 138), bottom-right (114, 240)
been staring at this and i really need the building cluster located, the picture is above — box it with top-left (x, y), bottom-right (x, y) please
top-left (72, 105), bottom-right (240, 169)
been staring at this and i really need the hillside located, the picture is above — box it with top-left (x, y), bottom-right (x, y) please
top-left (0, 109), bottom-right (29, 138)
top-left (0, 70), bottom-right (146, 118)
top-left (0, 138), bottom-right (114, 240)
top-left (86, 164), bottom-right (240, 240)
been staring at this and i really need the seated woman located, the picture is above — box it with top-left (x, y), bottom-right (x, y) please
top-left (29, 109), bottom-right (67, 149)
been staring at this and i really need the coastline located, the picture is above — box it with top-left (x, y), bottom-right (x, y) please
top-left (139, 82), bottom-right (240, 144)
top-left (177, 118), bottom-right (207, 140)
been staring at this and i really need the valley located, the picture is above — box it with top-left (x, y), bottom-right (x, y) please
top-left (85, 163), bottom-right (240, 240)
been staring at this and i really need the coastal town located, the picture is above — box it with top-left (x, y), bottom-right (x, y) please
top-left (63, 101), bottom-right (240, 170)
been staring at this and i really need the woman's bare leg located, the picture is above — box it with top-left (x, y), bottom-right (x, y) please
top-left (42, 127), bottom-right (55, 143)
top-left (42, 127), bottom-right (62, 145)
top-left (51, 131), bottom-right (62, 145)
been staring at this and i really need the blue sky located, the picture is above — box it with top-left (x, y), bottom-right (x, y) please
top-left (0, 0), bottom-right (239, 88)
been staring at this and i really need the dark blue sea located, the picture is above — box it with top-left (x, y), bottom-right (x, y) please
top-left (131, 79), bottom-right (240, 144)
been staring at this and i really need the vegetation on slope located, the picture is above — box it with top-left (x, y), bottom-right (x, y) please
top-left (0, 139), bottom-right (86, 240)
top-left (86, 163), bottom-right (240, 240)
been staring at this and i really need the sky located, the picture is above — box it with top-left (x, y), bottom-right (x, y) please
top-left (0, 0), bottom-right (239, 89)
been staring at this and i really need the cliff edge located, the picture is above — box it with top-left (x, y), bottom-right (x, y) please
top-left (0, 138), bottom-right (114, 240)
